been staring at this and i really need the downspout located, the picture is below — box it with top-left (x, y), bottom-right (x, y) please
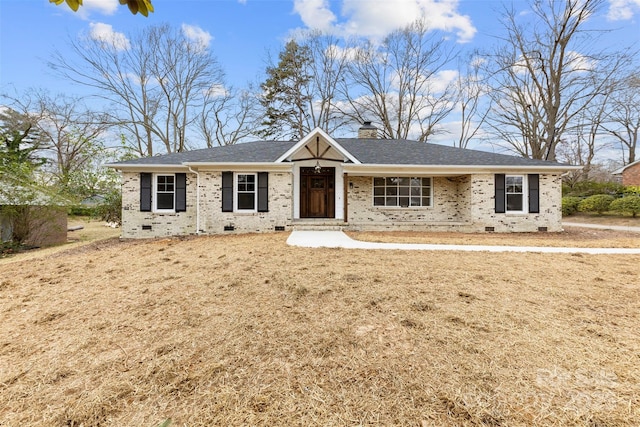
top-left (188, 166), bottom-right (201, 234)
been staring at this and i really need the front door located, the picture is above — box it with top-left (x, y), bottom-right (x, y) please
top-left (300, 167), bottom-right (335, 218)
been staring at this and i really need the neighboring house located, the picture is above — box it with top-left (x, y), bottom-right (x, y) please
top-left (106, 124), bottom-right (579, 238)
top-left (613, 160), bottom-right (640, 186)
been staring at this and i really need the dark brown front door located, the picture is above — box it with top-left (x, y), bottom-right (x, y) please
top-left (300, 167), bottom-right (335, 218)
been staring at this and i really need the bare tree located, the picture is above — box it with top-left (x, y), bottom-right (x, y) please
top-left (2, 90), bottom-right (110, 191)
top-left (485, 0), bottom-right (630, 160)
top-left (49, 24), bottom-right (227, 156)
top-left (602, 73), bottom-right (640, 165)
top-left (198, 86), bottom-right (261, 147)
top-left (557, 90), bottom-right (613, 184)
top-left (339, 20), bottom-right (457, 141)
top-left (454, 52), bottom-right (490, 148)
top-left (304, 32), bottom-right (352, 134)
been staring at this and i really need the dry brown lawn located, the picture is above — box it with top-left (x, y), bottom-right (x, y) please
top-left (1, 224), bottom-right (639, 426)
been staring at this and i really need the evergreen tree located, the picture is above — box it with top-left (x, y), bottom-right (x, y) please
top-left (259, 40), bottom-right (313, 140)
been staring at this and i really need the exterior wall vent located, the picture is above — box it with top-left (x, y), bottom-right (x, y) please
top-left (224, 225), bottom-right (235, 231)
top-left (275, 226), bottom-right (285, 231)
top-left (538, 226), bottom-right (548, 232)
top-left (484, 226), bottom-right (495, 232)
top-left (142, 225), bottom-right (152, 231)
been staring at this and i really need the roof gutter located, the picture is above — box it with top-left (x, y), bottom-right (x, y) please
top-left (342, 163), bottom-right (582, 175)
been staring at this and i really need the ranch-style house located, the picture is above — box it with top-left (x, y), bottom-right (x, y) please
top-left (107, 124), bottom-right (579, 238)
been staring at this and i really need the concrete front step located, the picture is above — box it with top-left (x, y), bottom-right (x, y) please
top-left (292, 221), bottom-right (347, 231)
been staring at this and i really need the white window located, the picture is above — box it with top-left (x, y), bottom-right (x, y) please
top-left (506, 175), bottom-right (525, 213)
top-left (155, 174), bottom-right (175, 211)
top-left (373, 177), bottom-right (432, 207)
top-left (235, 173), bottom-right (257, 212)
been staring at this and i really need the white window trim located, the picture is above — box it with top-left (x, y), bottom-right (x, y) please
top-left (372, 177), bottom-right (433, 208)
top-left (505, 174), bottom-right (528, 214)
top-left (153, 173), bottom-right (176, 213)
top-left (234, 172), bottom-right (257, 213)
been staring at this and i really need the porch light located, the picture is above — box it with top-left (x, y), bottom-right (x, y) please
top-left (314, 160), bottom-right (322, 173)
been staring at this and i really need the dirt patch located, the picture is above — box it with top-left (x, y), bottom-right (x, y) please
top-left (1, 232), bottom-right (639, 426)
top-left (346, 227), bottom-right (640, 248)
top-left (565, 213), bottom-right (640, 227)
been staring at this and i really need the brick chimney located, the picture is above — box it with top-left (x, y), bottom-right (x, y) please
top-left (358, 121), bottom-right (377, 139)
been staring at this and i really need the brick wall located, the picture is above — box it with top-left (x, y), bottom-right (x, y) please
top-left (346, 174), bottom-right (562, 232)
top-left (120, 170), bottom-right (563, 237)
top-left (121, 172), bottom-right (197, 239)
top-left (121, 171), bottom-right (293, 238)
top-left (469, 173), bottom-right (563, 232)
top-left (622, 162), bottom-right (640, 186)
top-left (346, 176), bottom-right (472, 230)
top-left (199, 171), bottom-right (293, 234)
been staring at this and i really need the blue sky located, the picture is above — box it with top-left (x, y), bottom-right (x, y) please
top-left (2, 0), bottom-right (638, 93)
top-left (0, 0), bottom-right (638, 148)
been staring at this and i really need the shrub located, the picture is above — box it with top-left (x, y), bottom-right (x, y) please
top-left (623, 186), bottom-right (640, 197)
top-left (610, 196), bottom-right (640, 218)
top-left (563, 181), bottom-right (625, 197)
top-left (562, 196), bottom-right (582, 216)
top-left (578, 194), bottom-right (615, 214)
top-left (95, 189), bottom-right (122, 225)
top-left (68, 205), bottom-right (96, 217)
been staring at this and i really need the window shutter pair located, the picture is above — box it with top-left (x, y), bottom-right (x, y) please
top-left (139, 173), bottom-right (186, 212)
top-left (221, 172), bottom-right (269, 212)
top-left (494, 174), bottom-right (539, 214)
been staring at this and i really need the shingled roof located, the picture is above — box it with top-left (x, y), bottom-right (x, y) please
top-left (109, 138), bottom-right (569, 168)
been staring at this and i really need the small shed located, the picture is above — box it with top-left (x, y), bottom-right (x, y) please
top-left (0, 186), bottom-right (68, 247)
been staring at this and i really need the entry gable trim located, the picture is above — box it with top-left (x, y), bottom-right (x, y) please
top-left (275, 127), bottom-right (361, 165)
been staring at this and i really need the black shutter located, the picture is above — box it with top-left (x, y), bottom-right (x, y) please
top-left (176, 173), bottom-right (187, 212)
top-left (258, 172), bottom-right (269, 212)
top-left (140, 172), bottom-right (152, 212)
top-left (495, 174), bottom-right (506, 213)
top-left (222, 171), bottom-right (233, 212)
top-left (528, 174), bottom-right (540, 213)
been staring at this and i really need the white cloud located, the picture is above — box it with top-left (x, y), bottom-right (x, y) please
top-left (83, 0), bottom-right (119, 15)
top-left (206, 84), bottom-right (229, 98)
top-left (607, 0), bottom-right (640, 20)
top-left (182, 24), bottom-right (213, 52)
top-left (293, 0), bottom-right (476, 43)
top-left (566, 50), bottom-right (596, 72)
top-left (293, 0), bottom-right (337, 32)
top-left (429, 69), bottom-right (459, 93)
top-left (89, 22), bottom-right (130, 50)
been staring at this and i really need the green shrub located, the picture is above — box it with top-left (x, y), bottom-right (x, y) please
top-left (562, 196), bottom-right (582, 216)
top-left (577, 194), bottom-right (615, 214)
top-left (623, 185), bottom-right (640, 196)
top-left (95, 189), bottom-right (122, 225)
top-left (610, 195), bottom-right (640, 218)
top-left (68, 205), bottom-right (96, 217)
top-left (563, 181), bottom-right (625, 197)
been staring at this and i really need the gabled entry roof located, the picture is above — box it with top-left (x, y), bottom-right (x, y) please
top-left (275, 127), bottom-right (360, 164)
top-left (107, 129), bottom-right (578, 172)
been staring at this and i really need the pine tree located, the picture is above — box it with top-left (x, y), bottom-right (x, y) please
top-left (259, 40), bottom-right (313, 140)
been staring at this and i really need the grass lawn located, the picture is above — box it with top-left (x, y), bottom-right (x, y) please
top-left (0, 224), bottom-right (639, 426)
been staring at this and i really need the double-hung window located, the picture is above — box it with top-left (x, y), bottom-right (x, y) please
top-left (505, 175), bottom-right (524, 212)
top-left (373, 177), bottom-right (432, 207)
top-left (235, 173), bottom-right (256, 211)
top-left (155, 174), bottom-right (175, 211)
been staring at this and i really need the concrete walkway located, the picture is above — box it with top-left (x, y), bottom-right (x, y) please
top-left (286, 228), bottom-right (640, 254)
